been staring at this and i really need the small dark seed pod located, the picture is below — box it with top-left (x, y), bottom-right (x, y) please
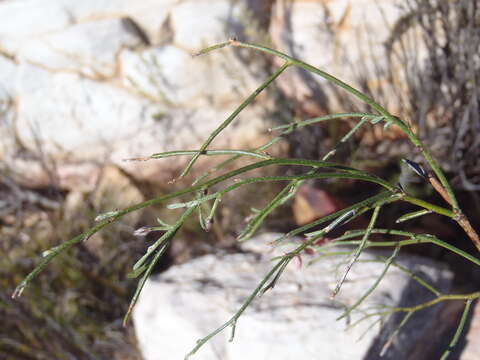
top-left (403, 159), bottom-right (428, 179)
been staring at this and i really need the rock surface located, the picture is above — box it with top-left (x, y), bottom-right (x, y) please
top-left (133, 233), bottom-right (454, 360)
top-left (0, 0), bottom-right (422, 189)
top-left (269, 0), bottom-right (415, 116)
top-left (0, 0), bottom-right (274, 188)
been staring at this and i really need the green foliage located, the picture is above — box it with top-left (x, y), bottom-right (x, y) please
top-left (13, 39), bottom-right (480, 359)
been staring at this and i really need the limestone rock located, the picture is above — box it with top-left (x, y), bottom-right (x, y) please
top-left (18, 18), bottom-right (146, 78)
top-left (133, 233), bottom-right (454, 360)
top-left (0, 0), bottom-right (274, 188)
top-left (269, 0), bottom-right (412, 115)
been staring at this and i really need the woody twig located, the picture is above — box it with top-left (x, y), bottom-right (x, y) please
top-left (403, 159), bottom-right (480, 252)
top-left (428, 173), bottom-right (480, 252)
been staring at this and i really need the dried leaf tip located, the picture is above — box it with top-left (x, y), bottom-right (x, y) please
top-left (94, 210), bottom-right (120, 222)
top-left (133, 227), bottom-right (153, 237)
top-left (402, 159), bottom-right (428, 179)
top-left (12, 282), bottom-right (26, 299)
top-left (122, 157), bottom-right (150, 162)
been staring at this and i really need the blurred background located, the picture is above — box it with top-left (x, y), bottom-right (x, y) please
top-left (1, 0), bottom-right (479, 359)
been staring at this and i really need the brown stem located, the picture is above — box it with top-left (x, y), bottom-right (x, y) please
top-left (427, 173), bottom-right (480, 251)
top-left (457, 212), bottom-right (480, 252)
top-left (428, 174), bottom-right (454, 206)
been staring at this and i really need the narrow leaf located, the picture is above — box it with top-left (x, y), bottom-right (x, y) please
top-left (396, 209), bottom-right (432, 224)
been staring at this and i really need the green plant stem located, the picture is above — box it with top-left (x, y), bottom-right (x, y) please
top-left (127, 207), bottom-right (198, 324)
top-left (389, 261), bottom-right (440, 296)
top-left (123, 241), bottom-right (169, 326)
top-left (402, 195), bottom-right (454, 218)
top-left (325, 229), bottom-right (480, 266)
top-left (380, 311), bottom-right (414, 356)
top-left (192, 136), bottom-right (283, 186)
top-left (15, 151), bottom-right (454, 298)
top-left (271, 113), bottom-right (378, 132)
top-left (337, 246), bottom-right (400, 321)
top-left (11, 220), bottom-right (111, 298)
top-left (186, 200), bottom-right (351, 358)
top-left (274, 191), bottom-right (398, 245)
top-left (352, 259), bottom-right (441, 297)
top-left (227, 39), bottom-right (459, 210)
top-left (333, 206), bottom-right (381, 297)
top-left (237, 181), bottom-right (297, 241)
top-left (13, 157), bottom-right (385, 297)
top-left (246, 113), bottom-right (384, 242)
top-left (169, 173), bottom-right (397, 215)
top-left (185, 257), bottom-right (289, 359)
top-left (149, 149), bottom-right (272, 160)
top-left (180, 61), bottom-right (291, 178)
top-left (132, 207), bottom-right (196, 272)
top-left (440, 299), bottom-right (473, 360)
top-left (396, 209), bottom-right (432, 224)
top-left (368, 292), bottom-right (479, 318)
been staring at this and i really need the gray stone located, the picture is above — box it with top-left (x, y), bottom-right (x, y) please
top-left (269, 0), bottom-right (418, 115)
top-left (0, 0), bottom-right (274, 188)
top-left (0, 0), bottom-right (430, 190)
top-left (0, 0), bottom-right (174, 52)
top-left (133, 233), bottom-right (453, 360)
top-left (15, 62), bottom-right (157, 160)
top-left (0, 54), bottom-right (16, 161)
top-left (17, 18), bottom-right (146, 78)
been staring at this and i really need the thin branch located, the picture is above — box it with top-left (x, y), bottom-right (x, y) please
top-left (440, 299), bottom-right (473, 360)
top-left (179, 61), bottom-right (291, 178)
top-left (332, 206), bottom-right (381, 297)
top-left (337, 245), bottom-right (400, 321)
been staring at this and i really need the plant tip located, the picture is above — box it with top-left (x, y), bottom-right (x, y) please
top-left (402, 159), bottom-right (427, 179)
top-left (205, 217), bottom-right (213, 232)
top-left (133, 227), bottom-right (152, 237)
top-left (12, 283), bottom-right (26, 299)
top-left (94, 210), bottom-right (120, 222)
top-left (122, 157), bottom-right (150, 162)
top-left (41, 249), bottom-right (53, 257)
top-left (396, 182), bottom-right (405, 193)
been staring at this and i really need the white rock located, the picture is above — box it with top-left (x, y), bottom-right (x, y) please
top-left (1, 0), bottom-right (274, 187)
top-left (170, 0), bottom-right (244, 50)
top-left (0, 0), bottom-right (175, 52)
top-left (15, 62), bottom-right (157, 160)
top-left (0, 54), bottom-right (16, 96)
top-left (0, 55), bottom-right (17, 160)
top-left (18, 18), bottom-right (146, 78)
top-left (133, 233), bottom-right (453, 360)
top-left (0, 0), bottom-right (72, 54)
top-left (269, 0), bottom-right (417, 114)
